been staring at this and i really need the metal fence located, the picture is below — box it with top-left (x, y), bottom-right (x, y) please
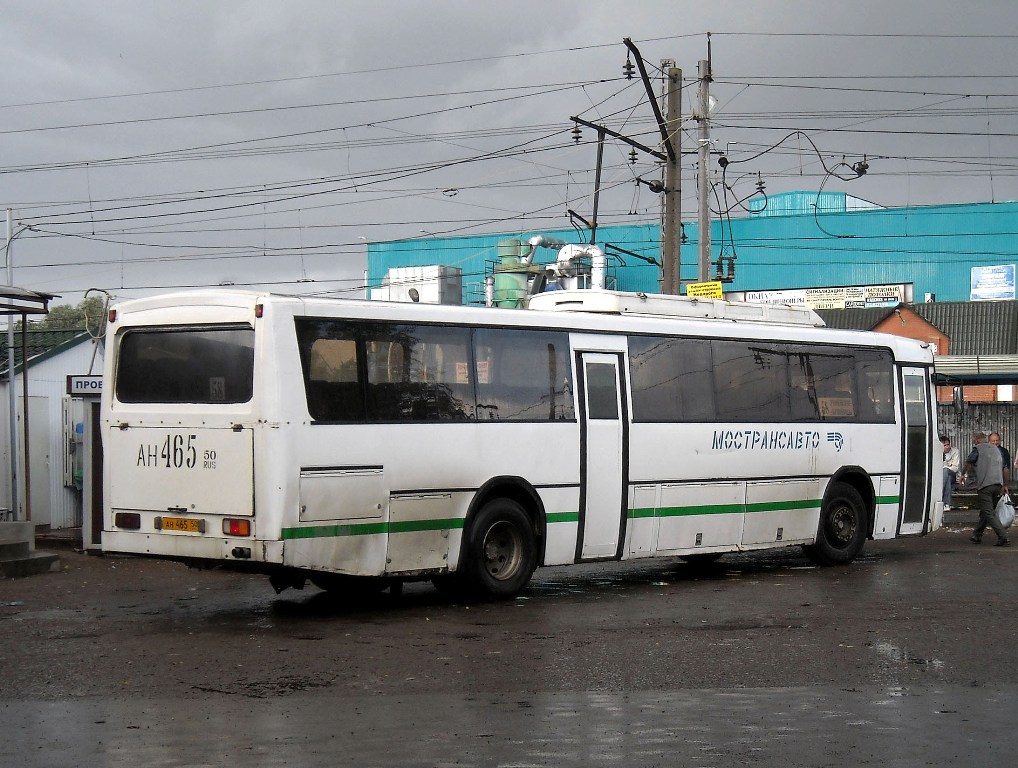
top-left (937, 402), bottom-right (1018, 481)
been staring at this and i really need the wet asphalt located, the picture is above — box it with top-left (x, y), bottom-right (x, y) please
top-left (1, 520), bottom-right (1015, 767)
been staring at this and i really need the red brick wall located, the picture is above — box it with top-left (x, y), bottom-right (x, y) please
top-left (873, 309), bottom-right (949, 354)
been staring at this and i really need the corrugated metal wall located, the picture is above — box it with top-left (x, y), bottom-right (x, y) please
top-left (370, 198), bottom-right (1018, 305)
top-left (937, 402), bottom-right (1018, 466)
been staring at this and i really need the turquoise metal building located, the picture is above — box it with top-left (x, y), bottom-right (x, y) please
top-left (366, 193), bottom-right (1018, 304)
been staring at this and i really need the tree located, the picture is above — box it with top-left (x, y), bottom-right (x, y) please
top-left (20, 296), bottom-right (107, 336)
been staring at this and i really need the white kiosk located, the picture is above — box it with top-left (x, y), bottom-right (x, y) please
top-left (67, 374), bottom-right (103, 551)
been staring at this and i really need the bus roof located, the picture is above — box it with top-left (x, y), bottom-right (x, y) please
top-left (110, 289), bottom-right (933, 365)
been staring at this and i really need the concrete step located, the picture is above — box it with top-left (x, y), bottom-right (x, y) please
top-left (0, 521), bottom-right (60, 579)
top-left (0, 550), bottom-right (61, 578)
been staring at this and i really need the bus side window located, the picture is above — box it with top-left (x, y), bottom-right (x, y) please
top-left (474, 329), bottom-right (573, 421)
top-left (713, 341), bottom-right (790, 422)
top-left (808, 351), bottom-right (856, 421)
top-left (630, 335), bottom-right (714, 423)
top-left (788, 353), bottom-right (820, 421)
top-left (856, 352), bottom-right (894, 422)
top-left (306, 336), bottom-right (363, 421)
top-left (365, 325), bottom-right (472, 421)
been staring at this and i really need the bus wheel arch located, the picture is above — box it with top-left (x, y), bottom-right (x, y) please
top-left (454, 477), bottom-right (544, 600)
top-left (804, 471), bottom-right (872, 566)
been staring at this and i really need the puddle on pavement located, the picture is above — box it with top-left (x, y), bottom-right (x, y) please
top-left (869, 641), bottom-right (945, 671)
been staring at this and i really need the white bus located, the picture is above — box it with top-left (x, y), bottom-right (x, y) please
top-left (100, 289), bottom-right (940, 600)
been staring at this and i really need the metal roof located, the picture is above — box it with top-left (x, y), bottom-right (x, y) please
top-left (817, 300), bottom-right (1018, 356)
top-left (0, 328), bottom-right (92, 376)
top-left (818, 300), bottom-right (1018, 383)
top-left (0, 285), bottom-right (54, 315)
top-left (815, 306), bottom-right (896, 331)
top-left (911, 301), bottom-right (1018, 355)
top-left (934, 354), bottom-right (1018, 382)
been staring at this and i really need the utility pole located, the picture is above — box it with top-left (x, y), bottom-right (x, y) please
top-left (661, 64), bottom-right (682, 295)
top-left (577, 40), bottom-right (681, 293)
top-left (696, 56), bottom-right (712, 283)
top-left (5, 209), bottom-right (16, 520)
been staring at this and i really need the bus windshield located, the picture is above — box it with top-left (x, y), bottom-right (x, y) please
top-left (115, 326), bottom-right (255, 404)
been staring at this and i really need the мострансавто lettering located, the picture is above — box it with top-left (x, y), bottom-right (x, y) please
top-left (712, 429), bottom-right (822, 451)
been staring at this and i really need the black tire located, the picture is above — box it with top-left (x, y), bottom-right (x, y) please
top-left (803, 481), bottom-right (868, 566)
top-left (457, 498), bottom-right (537, 600)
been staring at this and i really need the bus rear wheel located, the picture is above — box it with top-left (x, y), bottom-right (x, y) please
top-left (803, 481), bottom-right (867, 566)
top-left (459, 498), bottom-right (537, 601)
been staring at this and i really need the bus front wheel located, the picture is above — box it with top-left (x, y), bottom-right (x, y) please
top-left (803, 481), bottom-right (867, 566)
top-left (459, 498), bottom-right (537, 600)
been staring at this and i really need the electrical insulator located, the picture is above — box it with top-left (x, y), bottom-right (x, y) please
top-left (628, 149), bottom-right (638, 165)
top-left (756, 173), bottom-right (765, 194)
top-left (623, 56), bottom-right (635, 80)
top-left (571, 124), bottom-right (582, 144)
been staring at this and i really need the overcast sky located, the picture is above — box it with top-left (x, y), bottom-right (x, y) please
top-left (3, 1), bottom-right (1018, 307)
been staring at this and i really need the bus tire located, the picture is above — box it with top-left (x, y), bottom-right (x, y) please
top-left (803, 481), bottom-right (867, 566)
top-left (459, 498), bottom-right (537, 600)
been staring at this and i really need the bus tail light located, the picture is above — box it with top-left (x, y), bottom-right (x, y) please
top-left (255, 303), bottom-right (264, 318)
top-left (223, 519), bottom-right (251, 537)
top-left (114, 512), bottom-right (141, 529)
top-left (108, 309), bottom-right (117, 324)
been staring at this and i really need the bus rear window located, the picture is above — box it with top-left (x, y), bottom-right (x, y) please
top-left (116, 327), bottom-right (255, 404)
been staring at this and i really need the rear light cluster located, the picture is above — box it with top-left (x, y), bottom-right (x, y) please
top-left (114, 513), bottom-right (251, 537)
top-left (114, 512), bottom-right (140, 529)
top-left (223, 519), bottom-right (251, 537)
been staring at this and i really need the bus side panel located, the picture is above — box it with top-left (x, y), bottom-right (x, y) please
top-left (626, 484), bottom-right (659, 558)
top-left (743, 479), bottom-right (821, 546)
top-left (655, 482), bottom-right (745, 554)
top-left (299, 468), bottom-right (386, 522)
top-left (283, 532), bottom-right (389, 577)
top-left (539, 485), bottom-right (582, 566)
top-left (873, 474), bottom-right (902, 539)
top-left (386, 492), bottom-right (458, 573)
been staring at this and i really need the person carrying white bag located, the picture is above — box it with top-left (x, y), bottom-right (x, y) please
top-left (961, 431), bottom-right (1009, 547)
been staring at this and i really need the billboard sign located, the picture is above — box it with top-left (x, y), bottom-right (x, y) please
top-left (740, 283), bottom-right (910, 310)
top-left (970, 265), bottom-right (1016, 301)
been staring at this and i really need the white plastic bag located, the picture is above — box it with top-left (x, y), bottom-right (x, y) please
top-left (996, 491), bottom-right (1015, 529)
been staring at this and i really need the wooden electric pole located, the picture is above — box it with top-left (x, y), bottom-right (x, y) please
top-left (696, 57), bottom-right (712, 283)
top-left (661, 65), bottom-right (682, 295)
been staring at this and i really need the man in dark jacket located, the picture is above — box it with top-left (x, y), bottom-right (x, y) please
top-left (961, 431), bottom-right (1009, 546)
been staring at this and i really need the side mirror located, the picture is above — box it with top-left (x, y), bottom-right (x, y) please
top-left (953, 386), bottom-right (964, 418)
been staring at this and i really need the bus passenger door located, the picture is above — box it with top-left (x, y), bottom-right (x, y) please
top-left (899, 367), bottom-right (932, 535)
top-left (577, 352), bottom-right (627, 560)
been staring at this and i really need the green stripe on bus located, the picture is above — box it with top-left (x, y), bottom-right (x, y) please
top-left (630, 498), bottom-right (821, 519)
top-left (281, 494), bottom-right (900, 540)
top-left (282, 517), bottom-right (464, 540)
top-left (546, 511), bottom-right (580, 524)
top-left (747, 498), bottom-right (822, 514)
top-left (631, 495), bottom-right (901, 520)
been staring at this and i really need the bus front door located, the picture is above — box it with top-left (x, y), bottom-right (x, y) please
top-left (577, 352), bottom-right (627, 560)
top-left (899, 366), bottom-right (933, 534)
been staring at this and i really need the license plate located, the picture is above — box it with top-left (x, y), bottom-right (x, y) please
top-left (159, 516), bottom-right (204, 533)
